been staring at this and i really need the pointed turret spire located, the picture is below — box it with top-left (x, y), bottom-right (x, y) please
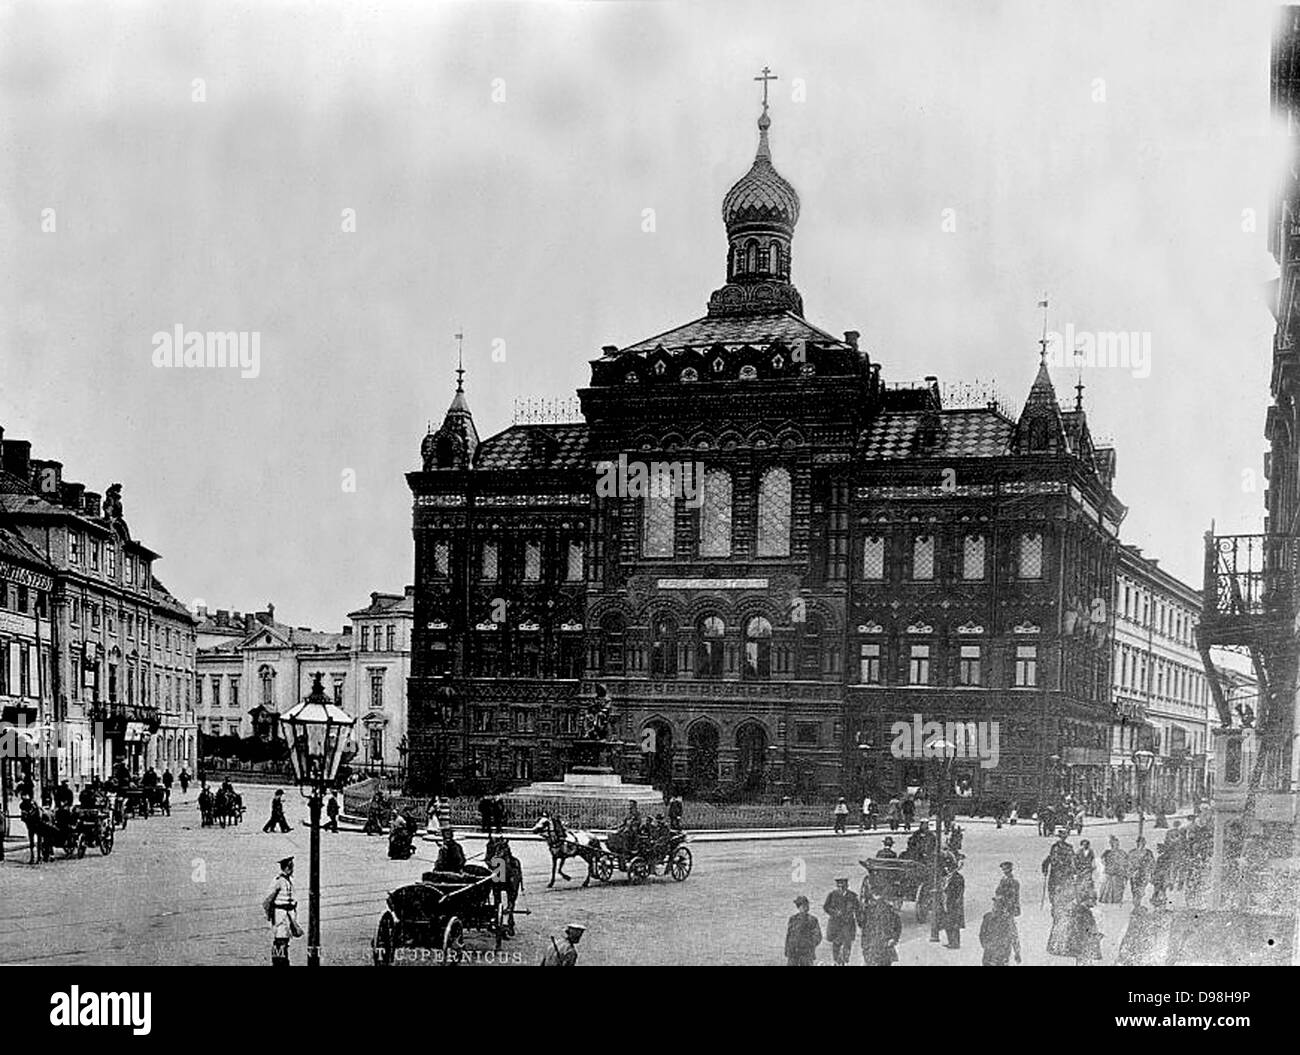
top-left (420, 336), bottom-right (479, 471)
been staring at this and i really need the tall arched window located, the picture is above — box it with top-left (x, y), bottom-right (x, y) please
top-left (643, 493), bottom-right (675, 558)
top-left (599, 613), bottom-right (626, 675)
top-left (259, 665), bottom-right (275, 708)
top-left (769, 241), bottom-right (782, 275)
top-left (744, 616), bottom-right (772, 680)
top-left (756, 467), bottom-right (792, 557)
top-left (696, 615), bottom-right (725, 679)
top-left (650, 617), bottom-right (678, 679)
top-left (698, 469), bottom-right (733, 557)
top-left (746, 239), bottom-right (758, 272)
top-left (733, 243), bottom-right (745, 276)
top-left (800, 615), bottom-right (824, 679)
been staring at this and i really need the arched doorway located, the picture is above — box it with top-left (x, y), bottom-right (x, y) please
top-left (687, 720), bottom-right (719, 793)
top-left (641, 719), bottom-right (674, 787)
top-left (736, 722), bottom-right (768, 792)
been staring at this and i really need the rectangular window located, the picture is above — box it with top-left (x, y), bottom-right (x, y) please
top-left (387, 625), bottom-right (395, 651)
top-left (432, 539), bottom-right (450, 578)
top-left (567, 540), bottom-right (584, 582)
top-left (1014, 645), bottom-right (1038, 687)
top-left (795, 721), bottom-right (820, 746)
top-left (859, 643), bottom-right (881, 685)
top-left (473, 706), bottom-right (492, 733)
top-left (959, 644), bottom-right (982, 686)
top-left (69, 532), bottom-right (82, 565)
top-left (962, 535), bottom-right (985, 580)
top-left (912, 535), bottom-right (934, 580)
top-left (1018, 533), bottom-right (1043, 579)
top-left (370, 670), bottom-right (384, 708)
top-left (862, 536), bottom-right (885, 580)
top-left (642, 495), bottom-right (675, 558)
top-left (70, 598), bottom-right (80, 626)
top-left (361, 626), bottom-right (370, 651)
top-left (908, 644), bottom-right (931, 685)
top-left (229, 677), bottom-right (240, 710)
top-left (333, 677), bottom-right (345, 705)
top-left (90, 539), bottom-right (100, 571)
top-left (107, 546), bottom-right (117, 579)
top-left (523, 540), bottom-right (542, 582)
top-left (91, 604), bottom-right (100, 630)
top-left (480, 541), bottom-right (499, 581)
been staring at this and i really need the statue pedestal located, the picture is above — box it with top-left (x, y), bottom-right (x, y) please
top-left (504, 740), bottom-right (661, 811)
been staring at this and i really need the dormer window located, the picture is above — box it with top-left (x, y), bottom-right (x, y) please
top-left (653, 359), bottom-right (667, 376)
top-left (712, 357), bottom-right (725, 374)
top-left (681, 367), bottom-right (698, 382)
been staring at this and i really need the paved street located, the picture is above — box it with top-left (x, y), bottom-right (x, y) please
top-left (0, 785), bottom-right (1183, 967)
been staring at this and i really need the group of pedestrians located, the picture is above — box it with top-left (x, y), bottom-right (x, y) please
top-left (785, 879), bottom-right (903, 966)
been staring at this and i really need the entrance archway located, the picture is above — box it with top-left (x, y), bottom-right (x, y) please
top-left (736, 722), bottom-right (768, 791)
top-left (687, 720), bottom-right (719, 793)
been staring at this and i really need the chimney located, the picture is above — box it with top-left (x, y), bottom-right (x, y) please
top-left (602, 344), bottom-right (619, 356)
top-left (195, 604), bottom-right (208, 618)
top-left (343, 625), bottom-right (353, 635)
top-left (216, 609), bottom-right (230, 625)
top-left (29, 459), bottom-right (63, 497)
top-left (405, 584), bottom-right (415, 596)
top-left (844, 330), bottom-right (860, 351)
top-left (2, 438), bottom-right (31, 482)
top-left (370, 592), bottom-right (380, 606)
top-left (83, 491), bottom-right (102, 518)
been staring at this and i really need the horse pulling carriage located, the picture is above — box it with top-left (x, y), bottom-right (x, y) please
top-left (593, 827), bottom-right (692, 884)
top-left (19, 800), bottom-right (115, 862)
top-left (372, 865), bottom-right (514, 965)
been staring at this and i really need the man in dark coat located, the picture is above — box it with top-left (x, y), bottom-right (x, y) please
top-left (995, 861), bottom-right (1021, 918)
top-left (940, 857), bottom-right (966, 949)
top-left (478, 794), bottom-right (493, 834)
top-left (785, 896), bottom-right (822, 966)
top-left (435, 829), bottom-right (466, 873)
top-left (876, 836), bottom-right (898, 859)
top-left (263, 788), bottom-right (292, 833)
top-left (858, 887), bottom-right (902, 965)
top-left (979, 897), bottom-right (1018, 966)
top-left (822, 878), bottom-right (861, 965)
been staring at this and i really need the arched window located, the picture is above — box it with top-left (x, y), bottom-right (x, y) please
top-left (755, 467), bottom-right (792, 557)
top-left (733, 243), bottom-right (745, 276)
top-left (744, 616), bottom-right (772, 680)
top-left (746, 239), bottom-right (758, 273)
top-left (698, 469), bottom-right (733, 557)
top-left (643, 493), bottom-right (675, 558)
top-left (696, 615), bottom-right (725, 679)
top-left (259, 665), bottom-right (275, 708)
top-left (650, 617), bottom-right (678, 679)
top-left (769, 241), bottom-right (782, 275)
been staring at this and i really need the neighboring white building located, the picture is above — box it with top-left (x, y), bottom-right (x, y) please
top-left (194, 587), bottom-right (413, 769)
top-left (1109, 545), bottom-right (1216, 810)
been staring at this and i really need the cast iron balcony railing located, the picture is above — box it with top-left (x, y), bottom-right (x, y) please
top-left (1202, 533), bottom-right (1297, 632)
top-left (88, 700), bottom-right (161, 728)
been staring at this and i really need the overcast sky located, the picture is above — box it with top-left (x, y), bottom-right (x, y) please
top-left (0, 0), bottom-right (1283, 630)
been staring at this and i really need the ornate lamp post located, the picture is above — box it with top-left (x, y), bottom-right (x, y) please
top-left (1132, 748), bottom-right (1154, 841)
top-left (929, 738), bottom-right (957, 944)
top-left (282, 673), bottom-right (355, 968)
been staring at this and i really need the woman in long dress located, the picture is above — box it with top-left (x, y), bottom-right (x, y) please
top-left (1099, 835), bottom-right (1128, 904)
top-left (1075, 839), bottom-right (1098, 902)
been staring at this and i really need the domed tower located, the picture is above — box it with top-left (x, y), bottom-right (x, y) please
top-left (421, 360), bottom-right (479, 471)
top-left (708, 72), bottom-right (804, 318)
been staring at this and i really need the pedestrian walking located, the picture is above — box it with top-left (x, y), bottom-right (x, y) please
top-left (858, 885), bottom-right (902, 965)
top-left (668, 793), bottom-right (684, 830)
top-left (860, 793), bottom-right (874, 831)
top-left (492, 793), bottom-right (508, 833)
top-left (162, 768), bottom-right (173, 796)
top-left (785, 896), bottom-right (822, 966)
top-left (178, 767), bottom-right (190, 795)
top-left (262, 855), bottom-right (301, 966)
top-left (823, 877), bottom-right (861, 965)
top-left (979, 897), bottom-right (1019, 966)
top-left (1075, 838), bottom-right (1097, 901)
top-left (540, 923), bottom-right (585, 966)
top-left (940, 857), bottom-right (966, 949)
top-left (1042, 828), bottom-right (1077, 956)
top-left (325, 790), bottom-right (340, 832)
top-left (901, 795), bottom-right (915, 831)
top-left (832, 796), bottom-right (849, 834)
top-left (1068, 892), bottom-right (1103, 965)
top-left (887, 794), bottom-right (902, 831)
top-left (1129, 837), bottom-right (1154, 907)
top-left (478, 793), bottom-right (493, 834)
top-left (1099, 835), bottom-right (1128, 904)
top-left (995, 861), bottom-right (1021, 920)
top-left (1150, 842), bottom-right (1172, 907)
top-left (263, 789), bottom-right (292, 833)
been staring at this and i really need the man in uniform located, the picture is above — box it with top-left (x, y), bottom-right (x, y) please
top-left (784, 896), bottom-right (822, 966)
top-left (325, 790), bottom-right (340, 832)
top-left (995, 860), bottom-right (1021, 919)
top-left (876, 836), bottom-right (898, 858)
top-left (435, 828), bottom-right (466, 872)
top-left (859, 885), bottom-right (902, 966)
top-left (541, 923), bottom-right (585, 966)
top-left (822, 877), bottom-right (861, 965)
top-left (262, 855), bottom-right (299, 966)
top-left (939, 855), bottom-right (966, 949)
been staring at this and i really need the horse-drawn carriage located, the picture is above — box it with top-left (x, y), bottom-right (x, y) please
top-left (110, 781), bottom-right (170, 823)
top-left (860, 858), bottom-right (933, 923)
top-left (593, 826), bottom-right (692, 884)
top-left (19, 800), bottom-right (115, 862)
top-left (372, 865), bottom-right (513, 964)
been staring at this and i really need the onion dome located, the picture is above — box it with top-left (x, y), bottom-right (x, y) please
top-left (722, 108), bottom-right (801, 233)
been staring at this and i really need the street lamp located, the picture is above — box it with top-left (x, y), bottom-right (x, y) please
top-left (282, 672), bottom-right (355, 968)
top-left (1132, 748), bottom-right (1155, 841)
top-left (929, 738), bottom-right (957, 944)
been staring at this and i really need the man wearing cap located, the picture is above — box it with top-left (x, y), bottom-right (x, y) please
top-left (832, 796), bottom-right (849, 834)
top-left (784, 896), bottom-right (822, 966)
top-left (858, 885), bottom-right (902, 966)
top-left (541, 923), bottom-right (584, 966)
top-left (995, 861), bottom-right (1021, 919)
top-left (876, 836), bottom-right (898, 859)
top-left (435, 828), bottom-right (466, 873)
top-left (263, 789), bottom-right (291, 834)
top-left (939, 855), bottom-right (966, 949)
top-left (262, 855), bottom-right (300, 966)
top-left (823, 877), bottom-right (860, 965)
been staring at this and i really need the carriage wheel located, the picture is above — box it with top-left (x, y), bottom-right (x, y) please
top-left (77, 833), bottom-right (87, 859)
top-left (593, 853), bottom-right (615, 883)
top-left (100, 822), bottom-right (114, 855)
top-left (373, 911), bottom-right (397, 966)
top-left (669, 845), bottom-right (693, 882)
top-left (494, 902), bottom-right (506, 951)
top-left (440, 917), bottom-right (465, 964)
top-left (629, 857), bottom-right (650, 884)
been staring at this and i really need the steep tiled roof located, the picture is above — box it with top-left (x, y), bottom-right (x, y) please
top-left (0, 522), bottom-right (53, 571)
top-left (618, 311), bottom-right (848, 354)
top-left (0, 469), bottom-right (34, 495)
top-left (474, 424), bottom-right (589, 471)
top-left (859, 408), bottom-right (1015, 460)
